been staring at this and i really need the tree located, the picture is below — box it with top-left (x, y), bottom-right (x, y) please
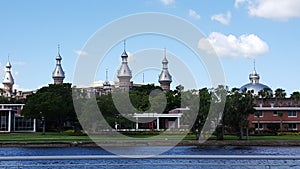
top-left (258, 88), bottom-right (273, 99)
top-left (224, 88), bottom-right (255, 140)
top-left (274, 88), bottom-right (286, 99)
top-left (278, 111), bottom-right (284, 132)
top-left (291, 91), bottom-right (300, 106)
top-left (193, 88), bottom-right (210, 140)
top-left (22, 83), bottom-right (76, 132)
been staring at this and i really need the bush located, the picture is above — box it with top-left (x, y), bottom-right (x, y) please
top-left (277, 132), bottom-right (300, 136)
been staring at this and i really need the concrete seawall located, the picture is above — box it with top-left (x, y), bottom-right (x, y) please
top-left (1, 140), bottom-right (300, 148)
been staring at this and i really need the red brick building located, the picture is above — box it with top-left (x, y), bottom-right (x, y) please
top-left (248, 98), bottom-right (300, 131)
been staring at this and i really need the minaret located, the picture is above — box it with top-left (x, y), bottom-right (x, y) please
top-left (249, 59), bottom-right (260, 84)
top-left (103, 68), bottom-right (111, 93)
top-left (158, 48), bottom-right (172, 92)
top-left (2, 55), bottom-right (14, 97)
top-left (52, 45), bottom-right (65, 84)
top-left (117, 41), bottom-right (132, 91)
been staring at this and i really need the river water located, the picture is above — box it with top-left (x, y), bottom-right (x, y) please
top-left (0, 146), bottom-right (300, 168)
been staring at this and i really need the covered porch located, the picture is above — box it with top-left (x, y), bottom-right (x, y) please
top-left (132, 113), bottom-right (182, 130)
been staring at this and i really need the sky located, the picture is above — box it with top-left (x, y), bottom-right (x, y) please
top-left (1, 0), bottom-right (300, 95)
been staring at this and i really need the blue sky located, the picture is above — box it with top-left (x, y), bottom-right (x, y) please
top-left (1, 0), bottom-right (300, 95)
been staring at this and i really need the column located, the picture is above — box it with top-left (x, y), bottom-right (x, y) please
top-left (157, 117), bottom-right (160, 130)
top-left (8, 110), bottom-right (11, 132)
top-left (33, 119), bottom-right (36, 132)
top-left (135, 117), bottom-right (139, 130)
top-left (177, 117), bottom-right (181, 129)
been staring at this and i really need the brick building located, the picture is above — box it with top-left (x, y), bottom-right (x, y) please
top-left (249, 98), bottom-right (300, 131)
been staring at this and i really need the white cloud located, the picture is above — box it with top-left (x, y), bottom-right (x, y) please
top-left (234, 0), bottom-right (247, 8)
top-left (12, 61), bottom-right (26, 66)
top-left (235, 0), bottom-right (300, 20)
top-left (211, 11), bottom-right (231, 25)
top-left (74, 50), bottom-right (88, 56)
top-left (189, 9), bottom-right (201, 20)
top-left (160, 0), bottom-right (175, 6)
top-left (14, 71), bottom-right (19, 76)
top-left (198, 32), bottom-right (269, 58)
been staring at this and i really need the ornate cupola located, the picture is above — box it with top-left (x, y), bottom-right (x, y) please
top-left (239, 60), bottom-right (271, 95)
top-left (158, 48), bottom-right (172, 92)
top-left (52, 45), bottom-right (65, 84)
top-left (2, 55), bottom-right (14, 97)
top-left (249, 65), bottom-right (260, 84)
top-left (103, 68), bottom-right (111, 92)
top-left (117, 41), bottom-right (132, 91)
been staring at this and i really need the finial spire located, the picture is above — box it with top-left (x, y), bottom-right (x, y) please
top-left (253, 59), bottom-right (256, 71)
top-left (105, 68), bottom-right (108, 81)
top-left (58, 44), bottom-right (60, 55)
top-left (164, 48), bottom-right (166, 58)
top-left (123, 40), bottom-right (126, 52)
top-left (7, 53), bottom-right (10, 62)
top-left (143, 73), bottom-right (145, 83)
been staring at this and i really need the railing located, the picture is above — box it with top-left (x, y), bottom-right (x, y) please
top-left (1, 155), bottom-right (300, 168)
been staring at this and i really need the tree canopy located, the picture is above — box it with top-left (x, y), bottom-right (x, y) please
top-left (22, 83), bottom-right (76, 131)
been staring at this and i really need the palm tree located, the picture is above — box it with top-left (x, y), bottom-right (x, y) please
top-left (258, 88), bottom-right (273, 99)
top-left (291, 91), bottom-right (300, 106)
top-left (274, 88), bottom-right (286, 99)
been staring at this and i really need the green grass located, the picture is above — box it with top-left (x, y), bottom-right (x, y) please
top-left (0, 132), bottom-right (92, 142)
top-left (1, 132), bottom-right (300, 143)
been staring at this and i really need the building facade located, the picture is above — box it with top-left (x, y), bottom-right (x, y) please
top-left (0, 104), bottom-right (36, 133)
top-left (249, 98), bottom-right (300, 131)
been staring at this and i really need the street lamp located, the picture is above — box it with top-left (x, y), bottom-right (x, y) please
top-left (40, 112), bottom-right (45, 135)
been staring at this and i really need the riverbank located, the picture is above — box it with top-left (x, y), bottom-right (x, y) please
top-left (2, 140), bottom-right (300, 148)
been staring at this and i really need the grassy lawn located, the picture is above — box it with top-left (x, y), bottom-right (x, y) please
top-left (0, 132), bottom-right (92, 142)
top-left (1, 132), bottom-right (300, 142)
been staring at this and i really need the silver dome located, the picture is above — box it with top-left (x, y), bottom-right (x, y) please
top-left (239, 66), bottom-right (271, 95)
top-left (117, 50), bottom-right (132, 78)
top-left (239, 83), bottom-right (271, 95)
top-left (2, 61), bottom-right (14, 85)
top-left (158, 54), bottom-right (172, 83)
top-left (52, 65), bottom-right (65, 78)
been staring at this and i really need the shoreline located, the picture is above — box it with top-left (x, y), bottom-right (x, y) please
top-left (1, 140), bottom-right (300, 148)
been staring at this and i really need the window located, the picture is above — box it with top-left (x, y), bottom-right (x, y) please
top-left (288, 123), bottom-right (297, 131)
top-left (255, 123), bottom-right (263, 130)
top-left (288, 111), bottom-right (297, 117)
top-left (255, 111), bottom-right (263, 117)
top-left (273, 111), bottom-right (278, 116)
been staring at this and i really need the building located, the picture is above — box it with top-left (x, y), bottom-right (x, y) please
top-left (117, 42), bottom-right (132, 92)
top-left (1, 56), bottom-right (33, 99)
top-left (2, 58), bottom-right (14, 97)
top-left (158, 49), bottom-right (172, 92)
top-left (52, 45), bottom-right (65, 84)
top-left (238, 63), bottom-right (300, 132)
top-left (239, 61), bottom-right (271, 95)
top-left (249, 98), bottom-right (300, 132)
top-left (132, 107), bottom-right (189, 130)
top-left (0, 104), bottom-right (36, 133)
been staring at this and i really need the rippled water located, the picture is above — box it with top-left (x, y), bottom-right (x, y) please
top-left (1, 146), bottom-right (300, 168)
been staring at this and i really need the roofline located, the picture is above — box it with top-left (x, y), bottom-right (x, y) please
top-left (254, 107), bottom-right (300, 111)
top-left (133, 113), bottom-right (183, 118)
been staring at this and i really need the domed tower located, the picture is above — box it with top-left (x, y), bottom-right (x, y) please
top-left (2, 56), bottom-right (14, 97)
top-left (159, 48), bottom-right (172, 92)
top-left (239, 60), bottom-right (271, 95)
top-left (52, 45), bottom-right (65, 84)
top-left (117, 41), bottom-right (132, 91)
